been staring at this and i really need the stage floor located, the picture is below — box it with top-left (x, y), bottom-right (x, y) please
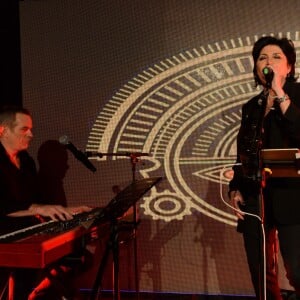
top-left (79, 289), bottom-right (296, 300)
top-left (79, 291), bottom-right (256, 300)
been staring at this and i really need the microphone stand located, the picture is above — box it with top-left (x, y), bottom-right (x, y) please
top-left (240, 90), bottom-right (268, 300)
top-left (86, 151), bottom-right (148, 299)
top-left (256, 150), bottom-right (266, 300)
top-left (251, 91), bottom-right (267, 300)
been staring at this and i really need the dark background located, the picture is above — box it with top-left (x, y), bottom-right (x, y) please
top-left (0, 1), bottom-right (22, 107)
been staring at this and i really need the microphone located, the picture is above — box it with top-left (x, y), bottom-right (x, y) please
top-left (262, 66), bottom-right (274, 88)
top-left (59, 135), bottom-right (96, 172)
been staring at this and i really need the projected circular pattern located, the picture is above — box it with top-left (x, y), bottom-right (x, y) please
top-left (87, 32), bottom-right (300, 224)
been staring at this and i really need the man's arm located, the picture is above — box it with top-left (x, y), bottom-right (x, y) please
top-left (7, 204), bottom-right (92, 221)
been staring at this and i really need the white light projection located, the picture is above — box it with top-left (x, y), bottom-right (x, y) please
top-left (86, 32), bottom-right (300, 224)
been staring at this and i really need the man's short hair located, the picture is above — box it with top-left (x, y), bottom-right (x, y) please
top-left (0, 106), bottom-right (31, 129)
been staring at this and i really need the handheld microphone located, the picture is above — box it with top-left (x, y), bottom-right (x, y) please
top-left (262, 66), bottom-right (274, 88)
top-left (59, 135), bottom-right (96, 172)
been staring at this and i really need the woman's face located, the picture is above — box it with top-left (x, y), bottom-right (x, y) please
top-left (256, 44), bottom-right (291, 86)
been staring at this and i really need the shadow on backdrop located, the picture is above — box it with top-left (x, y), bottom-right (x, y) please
top-left (37, 139), bottom-right (69, 206)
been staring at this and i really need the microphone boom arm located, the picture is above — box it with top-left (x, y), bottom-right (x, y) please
top-left (85, 152), bottom-right (149, 158)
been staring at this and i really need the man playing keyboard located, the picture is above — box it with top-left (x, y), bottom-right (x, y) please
top-left (0, 105), bottom-right (92, 299)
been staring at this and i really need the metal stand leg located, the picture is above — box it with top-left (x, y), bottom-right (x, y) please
top-left (90, 220), bottom-right (120, 300)
top-left (258, 169), bottom-right (266, 300)
top-left (132, 206), bottom-right (140, 300)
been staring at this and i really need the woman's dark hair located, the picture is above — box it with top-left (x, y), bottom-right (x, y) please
top-left (252, 36), bottom-right (297, 86)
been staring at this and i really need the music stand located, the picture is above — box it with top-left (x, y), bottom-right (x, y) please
top-left (90, 176), bottom-right (162, 300)
top-left (261, 148), bottom-right (300, 178)
top-left (259, 148), bottom-right (300, 299)
top-left (86, 151), bottom-right (149, 298)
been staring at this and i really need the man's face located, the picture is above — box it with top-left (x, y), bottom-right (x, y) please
top-left (2, 113), bottom-right (33, 152)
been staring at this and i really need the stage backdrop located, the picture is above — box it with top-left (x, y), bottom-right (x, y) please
top-left (20, 0), bottom-right (300, 296)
